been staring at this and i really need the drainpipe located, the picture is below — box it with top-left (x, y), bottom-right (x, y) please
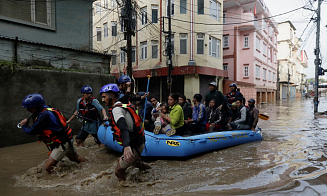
top-left (234, 27), bottom-right (238, 81)
top-left (188, 0), bottom-right (195, 65)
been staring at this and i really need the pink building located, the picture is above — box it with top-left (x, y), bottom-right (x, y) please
top-left (223, 0), bottom-right (278, 104)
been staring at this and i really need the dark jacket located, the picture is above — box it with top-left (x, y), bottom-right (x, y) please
top-left (181, 102), bottom-right (192, 120)
top-left (248, 106), bottom-right (259, 128)
top-left (206, 107), bottom-right (222, 124)
top-left (226, 91), bottom-right (245, 104)
top-left (205, 90), bottom-right (226, 108)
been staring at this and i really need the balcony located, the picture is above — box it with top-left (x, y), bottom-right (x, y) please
top-left (238, 13), bottom-right (261, 31)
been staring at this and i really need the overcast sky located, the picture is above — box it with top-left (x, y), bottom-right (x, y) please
top-left (265, 0), bottom-right (327, 79)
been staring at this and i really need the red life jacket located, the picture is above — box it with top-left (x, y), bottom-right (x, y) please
top-left (108, 103), bottom-right (144, 146)
top-left (36, 108), bottom-right (73, 151)
top-left (78, 97), bottom-right (99, 121)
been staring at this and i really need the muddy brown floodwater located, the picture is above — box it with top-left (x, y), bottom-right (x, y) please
top-left (1, 97), bottom-right (327, 196)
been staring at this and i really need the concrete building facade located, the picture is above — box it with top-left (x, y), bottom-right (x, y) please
top-left (277, 21), bottom-right (308, 99)
top-left (93, 0), bottom-right (227, 101)
top-left (223, 0), bottom-right (278, 104)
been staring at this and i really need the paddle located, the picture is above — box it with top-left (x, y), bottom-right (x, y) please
top-left (143, 75), bottom-right (151, 128)
top-left (259, 113), bottom-right (269, 121)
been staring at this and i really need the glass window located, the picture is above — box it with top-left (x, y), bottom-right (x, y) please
top-left (223, 64), bottom-right (228, 71)
top-left (111, 22), bottom-right (117, 36)
top-left (132, 47), bottom-right (136, 62)
top-left (104, 23), bottom-right (108, 38)
top-left (223, 12), bottom-right (226, 24)
top-left (120, 51), bottom-right (126, 63)
top-left (256, 65), bottom-right (260, 78)
top-left (198, 0), bottom-right (204, 14)
top-left (244, 36), bottom-right (249, 48)
top-left (96, 27), bottom-right (101, 41)
top-left (152, 41), bottom-right (158, 59)
top-left (141, 42), bottom-right (147, 60)
top-left (209, 36), bottom-right (220, 58)
top-left (223, 36), bottom-right (229, 48)
top-left (152, 5), bottom-right (158, 23)
top-left (180, 0), bottom-right (187, 14)
top-left (165, 35), bottom-right (175, 55)
top-left (197, 33), bottom-right (204, 54)
top-left (244, 65), bottom-right (249, 77)
top-left (95, 2), bottom-right (101, 14)
top-left (263, 69), bottom-right (267, 80)
top-left (256, 37), bottom-right (260, 51)
top-left (111, 50), bottom-right (117, 65)
top-left (268, 71), bottom-right (271, 81)
top-left (209, 0), bottom-right (220, 21)
top-left (141, 7), bottom-right (147, 25)
top-left (166, 0), bottom-right (175, 16)
top-left (180, 34), bottom-right (187, 54)
top-left (263, 43), bottom-right (267, 56)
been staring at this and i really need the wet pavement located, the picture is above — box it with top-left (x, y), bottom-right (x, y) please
top-left (1, 97), bottom-right (327, 195)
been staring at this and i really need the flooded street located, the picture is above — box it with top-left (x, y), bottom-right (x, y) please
top-left (2, 97), bottom-right (327, 195)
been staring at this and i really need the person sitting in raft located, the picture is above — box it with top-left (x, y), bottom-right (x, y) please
top-left (247, 98), bottom-right (259, 131)
top-left (19, 93), bottom-right (88, 173)
top-left (228, 102), bottom-right (239, 123)
top-left (160, 93), bottom-right (185, 136)
top-left (138, 92), bottom-right (153, 131)
top-left (206, 99), bottom-right (222, 132)
top-left (185, 94), bottom-right (207, 135)
top-left (226, 98), bottom-right (252, 130)
top-left (150, 96), bottom-right (161, 134)
top-left (100, 83), bottom-right (151, 181)
top-left (155, 103), bottom-right (176, 136)
top-left (178, 94), bottom-right (192, 130)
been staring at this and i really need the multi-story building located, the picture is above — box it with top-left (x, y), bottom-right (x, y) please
top-left (93, 0), bottom-right (227, 101)
top-left (223, 0), bottom-right (278, 104)
top-left (277, 21), bottom-right (308, 99)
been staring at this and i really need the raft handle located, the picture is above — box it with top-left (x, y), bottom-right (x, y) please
top-left (198, 139), bottom-right (207, 143)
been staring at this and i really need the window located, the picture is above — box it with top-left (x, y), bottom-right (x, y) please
top-left (96, 2), bottom-right (101, 14)
top-left (152, 5), bottom-right (158, 23)
top-left (223, 12), bottom-right (226, 24)
top-left (141, 42), bottom-right (147, 60)
top-left (262, 20), bottom-right (267, 32)
top-left (132, 47), bottom-right (136, 63)
top-left (180, 34), bottom-right (187, 54)
top-left (197, 33), bottom-right (204, 54)
top-left (141, 7), bottom-right (147, 25)
top-left (290, 28), bottom-right (293, 40)
top-left (223, 64), bottom-right (228, 71)
top-left (180, 0), bottom-right (187, 14)
top-left (0, 0), bottom-right (52, 27)
top-left (263, 69), bottom-right (267, 80)
top-left (268, 47), bottom-right (271, 59)
top-left (209, 0), bottom-right (221, 21)
top-left (104, 0), bottom-right (109, 8)
top-left (244, 36), bottom-right (249, 48)
top-left (223, 36), bottom-right (229, 48)
top-left (120, 18), bottom-right (124, 32)
top-left (111, 51), bottom-right (117, 65)
top-left (111, 22), bottom-right (117, 36)
top-left (198, 0), bottom-right (204, 14)
top-left (165, 35), bottom-right (175, 55)
top-left (256, 37), bottom-right (260, 51)
top-left (273, 73), bottom-right (275, 82)
top-left (112, 0), bottom-right (117, 7)
top-left (268, 71), bottom-right (271, 81)
top-left (256, 65), bottom-right (260, 78)
top-left (120, 51), bottom-right (126, 63)
top-left (263, 43), bottom-right (267, 56)
top-left (152, 41), bottom-right (158, 59)
top-left (104, 23), bottom-right (108, 38)
top-left (209, 36), bottom-right (221, 58)
top-left (96, 27), bottom-right (101, 41)
top-left (244, 65), bottom-right (249, 77)
top-left (166, 0), bottom-right (174, 16)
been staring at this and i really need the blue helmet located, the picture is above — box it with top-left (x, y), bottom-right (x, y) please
top-left (22, 93), bottom-right (45, 108)
top-left (118, 75), bottom-right (131, 84)
top-left (230, 83), bottom-right (237, 88)
top-left (81, 85), bottom-right (93, 94)
top-left (100, 83), bottom-right (119, 94)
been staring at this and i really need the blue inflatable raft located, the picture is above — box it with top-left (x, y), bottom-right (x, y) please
top-left (98, 123), bottom-right (263, 158)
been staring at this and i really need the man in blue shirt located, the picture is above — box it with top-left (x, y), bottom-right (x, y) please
top-left (19, 93), bottom-right (87, 173)
top-left (66, 85), bottom-right (108, 146)
top-left (185, 94), bottom-right (207, 135)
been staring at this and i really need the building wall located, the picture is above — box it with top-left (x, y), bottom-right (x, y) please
top-left (0, 68), bottom-right (116, 148)
top-left (0, 0), bottom-right (93, 50)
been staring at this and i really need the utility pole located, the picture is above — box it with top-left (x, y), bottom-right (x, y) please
top-left (287, 66), bottom-right (290, 99)
top-left (167, 0), bottom-right (173, 94)
top-left (314, 0), bottom-right (322, 113)
top-left (123, 0), bottom-right (134, 81)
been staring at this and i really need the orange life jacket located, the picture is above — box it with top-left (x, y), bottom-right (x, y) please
top-left (108, 103), bottom-right (144, 146)
top-left (36, 108), bottom-right (73, 151)
top-left (78, 97), bottom-right (99, 121)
